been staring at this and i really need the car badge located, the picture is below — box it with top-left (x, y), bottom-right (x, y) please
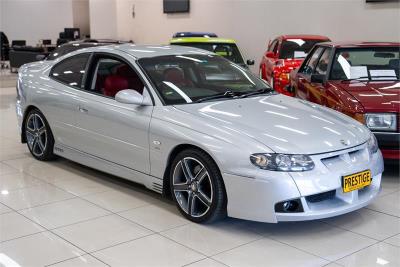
top-left (340, 139), bottom-right (350, 146)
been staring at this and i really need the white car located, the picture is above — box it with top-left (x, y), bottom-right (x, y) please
top-left (16, 44), bottom-right (384, 223)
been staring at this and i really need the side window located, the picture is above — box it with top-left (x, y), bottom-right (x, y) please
top-left (268, 40), bottom-right (278, 53)
top-left (51, 54), bottom-right (89, 88)
top-left (88, 57), bottom-right (144, 98)
top-left (301, 47), bottom-right (324, 75)
top-left (315, 48), bottom-right (332, 76)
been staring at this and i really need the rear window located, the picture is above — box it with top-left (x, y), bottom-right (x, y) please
top-left (50, 53), bottom-right (90, 88)
top-left (280, 39), bottom-right (328, 59)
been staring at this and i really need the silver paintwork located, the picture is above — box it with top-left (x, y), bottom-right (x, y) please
top-left (15, 44), bottom-right (384, 223)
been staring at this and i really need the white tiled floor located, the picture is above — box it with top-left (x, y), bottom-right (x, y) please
top-left (0, 79), bottom-right (399, 266)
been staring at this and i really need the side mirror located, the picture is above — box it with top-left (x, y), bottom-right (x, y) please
top-left (36, 54), bottom-right (46, 61)
top-left (310, 74), bottom-right (326, 84)
top-left (265, 52), bottom-right (275, 58)
top-left (246, 59), bottom-right (255, 66)
top-left (115, 89), bottom-right (152, 106)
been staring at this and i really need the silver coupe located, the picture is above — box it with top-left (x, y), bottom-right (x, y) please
top-left (16, 44), bottom-right (384, 223)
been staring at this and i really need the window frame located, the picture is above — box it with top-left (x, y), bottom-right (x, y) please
top-left (49, 52), bottom-right (91, 89)
top-left (314, 47), bottom-right (333, 77)
top-left (298, 46), bottom-right (325, 76)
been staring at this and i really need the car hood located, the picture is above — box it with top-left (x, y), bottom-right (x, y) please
top-left (174, 94), bottom-right (370, 154)
top-left (335, 81), bottom-right (400, 112)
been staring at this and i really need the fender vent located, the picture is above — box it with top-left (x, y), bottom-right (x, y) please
top-left (152, 182), bottom-right (163, 194)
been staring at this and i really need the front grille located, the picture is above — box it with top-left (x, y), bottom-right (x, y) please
top-left (306, 190), bottom-right (336, 203)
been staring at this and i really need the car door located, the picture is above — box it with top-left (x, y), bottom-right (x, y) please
top-left (307, 48), bottom-right (333, 106)
top-left (264, 39), bottom-right (279, 83)
top-left (73, 52), bottom-right (153, 173)
top-left (47, 53), bottom-right (91, 149)
top-left (295, 46), bottom-right (325, 101)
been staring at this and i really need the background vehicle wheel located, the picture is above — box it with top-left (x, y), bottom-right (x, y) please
top-left (24, 109), bottom-right (56, 161)
top-left (170, 148), bottom-right (227, 223)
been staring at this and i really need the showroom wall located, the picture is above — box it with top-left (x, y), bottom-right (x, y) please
top-left (89, 0), bottom-right (400, 72)
top-left (0, 0), bottom-right (89, 46)
top-left (0, 0), bottom-right (74, 45)
top-left (89, 0), bottom-right (118, 39)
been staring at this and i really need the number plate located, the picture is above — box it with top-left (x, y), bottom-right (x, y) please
top-left (342, 170), bottom-right (371, 193)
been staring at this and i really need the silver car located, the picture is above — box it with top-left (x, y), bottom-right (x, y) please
top-left (16, 44), bottom-right (384, 223)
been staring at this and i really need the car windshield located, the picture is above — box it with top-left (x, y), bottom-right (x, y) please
top-left (173, 43), bottom-right (245, 64)
top-left (330, 47), bottom-right (400, 81)
top-left (138, 54), bottom-right (270, 105)
top-left (280, 39), bottom-right (327, 59)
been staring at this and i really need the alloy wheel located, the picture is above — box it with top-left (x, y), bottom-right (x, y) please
top-left (172, 157), bottom-right (213, 218)
top-left (26, 113), bottom-right (47, 157)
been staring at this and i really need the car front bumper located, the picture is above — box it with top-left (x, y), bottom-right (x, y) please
top-left (374, 132), bottom-right (400, 160)
top-left (223, 143), bottom-right (384, 223)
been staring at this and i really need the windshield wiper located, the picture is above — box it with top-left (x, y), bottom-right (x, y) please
top-left (341, 75), bottom-right (399, 83)
top-left (194, 89), bottom-right (240, 103)
top-left (239, 87), bottom-right (274, 98)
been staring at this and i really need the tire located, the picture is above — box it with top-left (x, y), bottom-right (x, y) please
top-left (170, 148), bottom-right (227, 223)
top-left (24, 109), bottom-right (56, 161)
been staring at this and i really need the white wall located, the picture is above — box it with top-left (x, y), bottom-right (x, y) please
top-left (112, 0), bottom-right (400, 72)
top-left (89, 0), bottom-right (117, 39)
top-left (72, 0), bottom-right (90, 37)
top-left (0, 0), bottom-right (75, 45)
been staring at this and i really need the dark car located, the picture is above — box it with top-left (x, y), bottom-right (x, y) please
top-left (290, 41), bottom-right (400, 160)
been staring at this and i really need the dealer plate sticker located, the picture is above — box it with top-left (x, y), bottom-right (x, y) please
top-left (342, 170), bottom-right (371, 193)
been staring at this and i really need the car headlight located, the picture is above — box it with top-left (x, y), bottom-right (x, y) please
top-left (365, 113), bottom-right (397, 131)
top-left (367, 133), bottom-right (379, 154)
top-left (250, 153), bottom-right (315, 172)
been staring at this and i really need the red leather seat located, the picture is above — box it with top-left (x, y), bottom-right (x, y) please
top-left (103, 75), bottom-right (129, 97)
top-left (116, 65), bottom-right (144, 94)
top-left (163, 67), bottom-right (193, 87)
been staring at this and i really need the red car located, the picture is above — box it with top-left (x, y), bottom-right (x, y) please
top-left (259, 35), bottom-right (330, 96)
top-left (290, 41), bottom-right (400, 160)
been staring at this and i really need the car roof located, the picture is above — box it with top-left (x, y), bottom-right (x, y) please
top-left (172, 32), bottom-right (218, 38)
top-left (78, 44), bottom-right (216, 59)
top-left (170, 37), bottom-right (236, 44)
top-left (279, 34), bottom-right (330, 40)
top-left (317, 41), bottom-right (400, 48)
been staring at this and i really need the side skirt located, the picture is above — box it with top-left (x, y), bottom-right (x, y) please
top-left (54, 144), bottom-right (163, 194)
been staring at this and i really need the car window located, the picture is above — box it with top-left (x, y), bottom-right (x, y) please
top-left (88, 57), bottom-right (144, 98)
top-left (301, 47), bottom-right (324, 75)
top-left (138, 54), bottom-right (269, 105)
top-left (269, 40), bottom-right (279, 53)
top-left (315, 48), bottom-right (332, 76)
top-left (175, 43), bottom-right (245, 64)
top-left (50, 53), bottom-right (90, 88)
top-left (280, 39), bottom-right (328, 59)
top-left (330, 47), bottom-right (400, 80)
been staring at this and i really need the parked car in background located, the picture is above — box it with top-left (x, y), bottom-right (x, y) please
top-left (170, 32), bottom-right (254, 68)
top-left (44, 39), bottom-right (131, 61)
top-left (290, 41), bottom-right (400, 160)
top-left (259, 35), bottom-right (330, 96)
top-left (16, 44), bottom-right (383, 223)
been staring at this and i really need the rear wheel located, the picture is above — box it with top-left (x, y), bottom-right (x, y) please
top-left (25, 109), bottom-right (56, 161)
top-left (170, 149), bottom-right (227, 223)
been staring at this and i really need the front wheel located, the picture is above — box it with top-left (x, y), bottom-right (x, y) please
top-left (25, 109), bottom-right (56, 161)
top-left (170, 149), bottom-right (227, 223)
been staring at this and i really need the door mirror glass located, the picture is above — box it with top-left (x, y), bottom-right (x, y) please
top-left (310, 74), bottom-right (326, 84)
top-left (115, 89), bottom-right (151, 105)
top-left (246, 59), bottom-right (255, 66)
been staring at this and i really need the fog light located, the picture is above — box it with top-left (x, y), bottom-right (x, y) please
top-left (275, 199), bottom-right (304, 213)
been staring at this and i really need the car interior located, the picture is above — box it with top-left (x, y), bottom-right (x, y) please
top-left (89, 57), bottom-right (144, 98)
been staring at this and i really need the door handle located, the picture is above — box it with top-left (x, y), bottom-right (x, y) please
top-left (78, 106), bottom-right (88, 113)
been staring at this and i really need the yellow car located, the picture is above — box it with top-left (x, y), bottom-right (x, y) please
top-left (170, 32), bottom-right (254, 68)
